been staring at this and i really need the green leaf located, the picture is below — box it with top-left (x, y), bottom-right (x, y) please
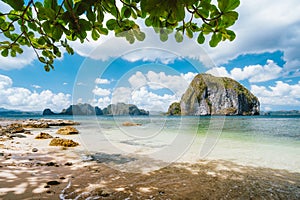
top-left (42, 21), bottom-right (52, 34)
top-left (160, 30), bottom-right (168, 42)
top-left (44, 64), bottom-right (50, 72)
top-left (186, 28), bottom-right (193, 38)
top-left (209, 32), bottom-right (222, 47)
top-left (38, 56), bottom-right (46, 63)
top-left (106, 19), bottom-right (117, 30)
top-left (10, 50), bottom-right (16, 57)
top-left (174, 5), bottom-right (185, 21)
top-left (87, 7), bottom-right (96, 22)
top-left (3, 0), bottom-right (24, 11)
top-left (197, 32), bottom-right (205, 44)
top-left (121, 7), bottom-right (131, 18)
top-left (224, 29), bottom-right (236, 41)
top-left (53, 26), bottom-right (63, 41)
top-left (79, 19), bottom-right (92, 31)
top-left (145, 17), bottom-right (152, 27)
top-left (133, 29), bottom-right (145, 41)
top-left (175, 31), bottom-right (183, 42)
top-left (92, 29), bottom-right (100, 40)
top-left (218, 0), bottom-right (240, 12)
top-left (1, 49), bottom-right (8, 57)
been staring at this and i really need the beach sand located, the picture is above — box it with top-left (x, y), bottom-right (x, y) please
top-left (0, 120), bottom-right (300, 199)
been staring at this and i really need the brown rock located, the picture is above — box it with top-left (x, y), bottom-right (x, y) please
top-left (56, 126), bottom-right (79, 135)
top-left (122, 121), bottom-right (142, 126)
top-left (35, 132), bottom-right (53, 139)
top-left (49, 138), bottom-right (79, 147)
top-left (6, 123), bottom-right (25, 133)
top-left (22, 122), bottom-right (49, 129)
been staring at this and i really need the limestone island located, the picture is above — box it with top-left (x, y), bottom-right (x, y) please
top-left (43, 102), bottom-right (149, 116)
top-left (167, 73), bottom-right (260, 116)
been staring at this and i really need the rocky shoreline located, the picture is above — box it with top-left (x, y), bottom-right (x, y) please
top-left (0, 119), bottom-right (299, 199)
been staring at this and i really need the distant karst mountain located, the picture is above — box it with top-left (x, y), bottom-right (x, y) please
top-left (167, 73), bottom-right (260, 116)
top-left (43, 103), bottom-right (149, 116)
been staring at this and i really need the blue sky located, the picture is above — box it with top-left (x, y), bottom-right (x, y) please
top-left (0, 0), bottom-right (300, 112)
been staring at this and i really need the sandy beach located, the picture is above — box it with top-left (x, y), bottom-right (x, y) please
top-left (0, 119), bottom-right (300, 199)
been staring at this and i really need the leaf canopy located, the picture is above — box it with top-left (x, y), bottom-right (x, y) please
top-left (0, 0), bottom-right (240, 71)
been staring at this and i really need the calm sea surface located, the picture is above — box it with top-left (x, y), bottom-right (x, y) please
top-left (1, 115), bottom-right (300, 172)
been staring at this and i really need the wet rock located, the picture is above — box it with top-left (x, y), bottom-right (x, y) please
top-left (35, 132), bottom-right (53, 139)
top-left (49, 138), bottom-right (79, 147)
top-left (41, 119), bottom-right (80, 126)
top-left (47, 180), bottom-right (60, 185)
top-left (56, 126), bottom-right (79, 135)
top-left (10, 133), bottom-right (26, 138)
top-left (122, 121), bottom-right (142, 126)
top-left (45, 162), bottom-right (56, 166)
top-left (6, 123), bottom-right (25, 133)
top-left (22, 121), bottom-right (49, 129)
top-left (24, 131), bottom-right (32, 135)
top-left (32, 148), bottom-right (38, 152)
top-left (64, 162), bottom-right (73, 166)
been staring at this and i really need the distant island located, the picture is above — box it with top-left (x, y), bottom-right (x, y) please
top-left (261, 110), bottom-right (300, 116)
top-left (43, 103), bottom-right (149, 116)
top-left (167, 73), bottom-right (260, 116)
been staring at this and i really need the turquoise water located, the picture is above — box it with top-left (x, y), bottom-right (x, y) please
top-left (1, 115), bottom-right (300, 172)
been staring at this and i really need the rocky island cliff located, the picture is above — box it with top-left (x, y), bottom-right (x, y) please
top-left (43, 103), bottom-right (149, 116)
top-left (168, 74), bottom-right (260, 116)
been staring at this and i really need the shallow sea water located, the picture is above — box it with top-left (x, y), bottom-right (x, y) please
top-left (70, 115), bottom-right (300, 173)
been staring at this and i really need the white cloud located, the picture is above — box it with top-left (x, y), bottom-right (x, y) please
top-left (205, 0), bottom-right (300, 74)
top-left (128, 71), bottom-right (198, 97)
top-left (31, 84), bottom-right (41, 89)
top-left (92, 86), bottom-right (111, 96)
top-left (251, 81), bottom-right (300, 109)
top-left (131, 87), bottom-right (177, 111)
top-left (63, 82), bottom-right (68, 85)
top-left (0, 74), bottom-right (71, 111)
top-left (95, 78), bottom-right (111, 84)
top-left (70, 28), bottom-right (215, 68)
top-left (76, 82), bottom-right (85, 86)
top-left (206, 60), bottom-right (283, 83)
top-left (102, 71), bottom-right (198, 111)
top-left (94, 96), bottom-right (111, 108)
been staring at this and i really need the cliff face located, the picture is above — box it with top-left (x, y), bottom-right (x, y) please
top-left (168, 74), bottom-right (260, 116)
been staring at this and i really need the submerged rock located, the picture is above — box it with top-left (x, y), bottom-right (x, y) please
top-left (122, 121), bottom-right (142, 126)
top-left (35, 132), bottom-right (53, 139)
top-left (49, 138), bottom-right (79, 147)
top-left (168, 73), bottom-right (260, 116)
top-left (56, 126), bottom-right (79, 135)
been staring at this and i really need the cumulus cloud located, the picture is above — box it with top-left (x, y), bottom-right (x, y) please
top-left (0, 46), bottom-right (36, 70)
top-left (95, 78), bottom-right (111, 84)
top-left (0, 74), bottom-right (71, 111)
top-left (70, 28), bottom-right (214, 68)
top-left (205, 0), bottom-right (300, 73)
top-left (206, 60), bottom-right (283, 83)
top-left (92, 86), bottom-right (111, 96)
top-left (92, 71), bottom-right (198, 111)
top-left (251, 81), bottom-right (300, 109)
top-left (128, 71), bottom-right (198, 96)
